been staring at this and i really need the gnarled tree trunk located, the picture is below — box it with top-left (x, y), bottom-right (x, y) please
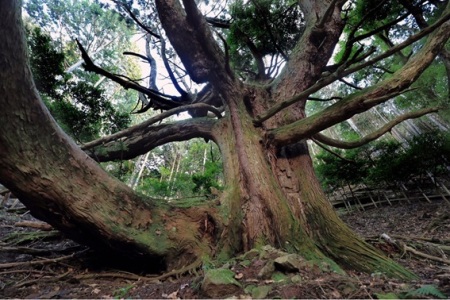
top-left (2, 0), bottom-right (450, 279)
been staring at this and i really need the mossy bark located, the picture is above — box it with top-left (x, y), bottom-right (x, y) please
top-left (212, 92), bottom-right (415, 279)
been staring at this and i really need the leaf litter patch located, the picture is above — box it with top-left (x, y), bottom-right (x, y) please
top-left (0, 198), bottom-right (449, 298)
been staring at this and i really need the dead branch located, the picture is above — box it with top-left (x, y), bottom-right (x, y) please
top-left (14, 221), bottom-right (53, 231)
top-left (112, 0), bottom-right (160, 39)
top-left (0, 245), bottom-right (84, 256)
top-left (13, 270), bottom-right (72, 289)
top-left (160, 37), bottom-right (189, 98)
top-left (0, 269), bottom-right (47, 275)
top-left (76, 39), bottom-right (181, 111)
top-left (0, 253), bottom-right (78, 269)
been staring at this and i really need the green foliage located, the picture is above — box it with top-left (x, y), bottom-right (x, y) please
top-left (113, 284), bottom-right (134, 299)
top-left (314, 130), bottom-right (450, 190)
top-left (26, 23), bottom-right (130, 143)
top-left (227, 0), bottom-right (303, 79)
top-left (192, 161), bottom-right (223, 194)
top-left (315, 146), bottom-right (371, 189)
top-left (404, 284), bottom-right (447, 299)
top-left (50, 82), bottom-right (130, 141)
top-left (135, 140), bottom-right (223, 199)
top-left (375, 285), bottom-right (447, 299)
top-left (348, 1), bottom-right (406, 30)
top-left (26, 27), bottom-right (65, 99)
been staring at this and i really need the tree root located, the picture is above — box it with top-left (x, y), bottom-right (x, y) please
top-left (8, 261), bottom-right (203, 289)
top-left (0, 249), bottom-right (87, 269)
top-left (0, 245), bottom-right (84, 256)
top-left (379, 233), bottom-right (450, 265)
top-left (148, 258), bottom-right (202, 281)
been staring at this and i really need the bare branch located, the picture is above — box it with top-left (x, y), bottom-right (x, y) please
top-left (339, 78), bottom-right (362, 90)
top-left (214, 30), bottom-right (234, 79)
top-left (112, 0), bottom-right (161, 39)
top-left (205, 17), bottom-right (231, 29)
top-left (160, 37), bottom-right (189, 97)
top-left (307, 96), bottom-right (343, 102)
top-left (82, 103), bottom-right (222, 151)
top-left (313, 107), bottom-right (440, 149)
top-left (76, 39), bottom-right (182, 110)
top-left (123, 51), bottom-right (153, 64)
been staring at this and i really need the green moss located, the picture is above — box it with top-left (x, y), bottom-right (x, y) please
top-left (271, 271), bottom-right (288, 282)
top-left (203, 268), bottom-right (242, 287)
top-left (168, 197), bottom-right (209, 208)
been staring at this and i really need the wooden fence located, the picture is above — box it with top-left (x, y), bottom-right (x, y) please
top-left (327, 180), bottom-right (450, 211)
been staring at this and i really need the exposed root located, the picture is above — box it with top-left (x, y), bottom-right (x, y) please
top-left (149, 259), bottom-right (203, 281)
top-left (380, 233), bottom-right (450, 265)
top-left (74, 259), bottom-right (203, 283)
top-left (0, 250), bottom-right (87, 269)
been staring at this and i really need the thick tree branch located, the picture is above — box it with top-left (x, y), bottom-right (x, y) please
top-left (317, 0), bottom-right (340, 29)
top-left (155, 0), bottom-right (231, 86)
top-left (82, 103), bottom-right (221, 151)
top-left (271, 0), bottom-right (346, 102)
top-left (269, 5), bottom-right (450, 147)
top-left (313, 107), bottom-right (440, 149)
top-left (83, 118), bottom-right (217, 162)
top-left (255, 10), bottom-right (450, 125)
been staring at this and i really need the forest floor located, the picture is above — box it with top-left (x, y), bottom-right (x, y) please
top-left (0, 198), bottom-right (449, 299)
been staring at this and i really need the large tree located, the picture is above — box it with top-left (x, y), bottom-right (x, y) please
top-left (1, 0), bottom-right (449, 278)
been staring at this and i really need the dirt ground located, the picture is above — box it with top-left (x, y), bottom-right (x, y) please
top-left (0, 198), bottom-right (449, 299)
